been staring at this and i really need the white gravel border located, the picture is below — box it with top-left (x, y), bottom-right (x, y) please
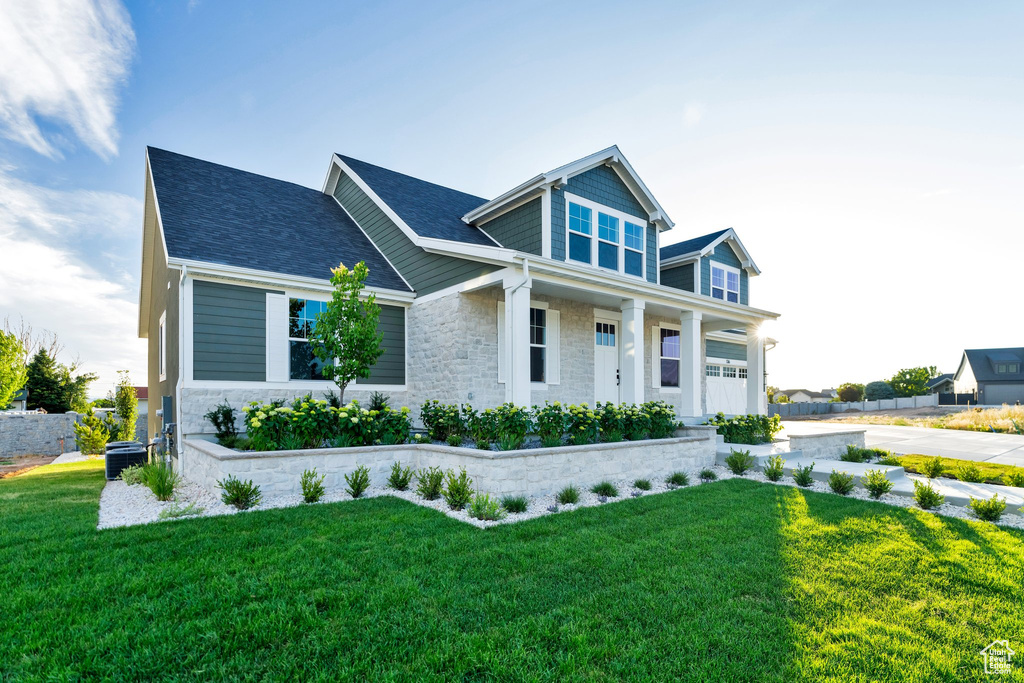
top-left (97, 464), bottom-right (1024, 531)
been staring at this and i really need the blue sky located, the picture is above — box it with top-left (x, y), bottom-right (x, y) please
top-left (1, 0), bottom-right (1022, 396)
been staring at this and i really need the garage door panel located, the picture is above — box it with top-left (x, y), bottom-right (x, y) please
top-left (983, 384), bottom-right (1024, 405)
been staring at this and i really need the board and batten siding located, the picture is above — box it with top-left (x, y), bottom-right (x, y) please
top-left (706, 339), bottom-right (747, 362)
top-left (548, 165), bottom-right (658, 284)
top-left (355, 304), bottom-right (405, 385)
top-left (193, 280), bottom-right (281, 381)
top-left (333, 174), bottom-right (499, 294)
top-left (478, 198), bottom-right (542, 255)
top-left (661, 263), bottom-right (695, 292)
top-left (700, 242), bottom-right (749, 305)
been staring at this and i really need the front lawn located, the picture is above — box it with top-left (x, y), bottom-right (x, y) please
top-left (1, 461), bottom-right (1022, 681)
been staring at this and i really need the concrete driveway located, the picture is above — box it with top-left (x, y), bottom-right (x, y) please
top-left (781, 421), bottom-right (1024, 467)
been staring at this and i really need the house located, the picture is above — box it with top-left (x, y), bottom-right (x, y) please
top-left (954, 348), bottom-right (1024, 405)
top-left (134, 386), bottom-right (149, 416)
top-left (926, 373), bottom-right (955, 395)
top-left (7, 389), bottom-right (28, 411)
top-left (138, 145), bottom-right (780, 456)
top-left (778, 389), bottom-right (836, 403)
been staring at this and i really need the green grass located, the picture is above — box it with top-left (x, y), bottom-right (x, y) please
top-left (2, 461), bottom-right (1023, 681)
top-left (897, 454), bottom-right (1024, 486)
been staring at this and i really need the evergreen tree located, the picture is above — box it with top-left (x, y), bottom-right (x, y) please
top-left (25, 349), bottom-right (96, 413)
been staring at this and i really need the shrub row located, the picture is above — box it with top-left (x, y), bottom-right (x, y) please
top-left (241, 396), bottom-right (412, 451)
top-left (706, 413), bottom-right (782, 445)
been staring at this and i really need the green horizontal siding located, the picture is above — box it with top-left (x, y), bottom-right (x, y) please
top-left (661, 263), bottom-right (694, 292)
top-left (700, 242), bottom-right (749, 305)
top-left (479, 198), bottom-right (542, 254)
top-left (706, 339), bottom-right (746, 361)
top-left (356, 304), bottom-right (405, 385)
top-left (193, 281), bottom-right (282, 381)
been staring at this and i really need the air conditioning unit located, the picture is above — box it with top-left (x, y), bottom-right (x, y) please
top-left (104, 443), bottom-right (147, 481)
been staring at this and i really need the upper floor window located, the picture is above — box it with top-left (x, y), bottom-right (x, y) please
top-left (711, 264), bottom-right (740, 303)
top-left (566, 195), bottom-right (646, 279)
top-left (289, 298), bottom-right (333, 380)
top-left (996, 362), bottom-right (1020, 374)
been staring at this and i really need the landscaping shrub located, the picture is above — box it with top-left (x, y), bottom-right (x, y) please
top-left (204, 401), bottom-right (239, 446)
top-left (218, 475), bottom-right (262, 510)
top-left (387, 462), bottom-right (413, 490)
top-left (591, 481), bottom-right (618, 497)
top-left (242, 402), bottom-right (292, 451)
top-left (443, 468), bottom-right (473, 510)
top-left (623, 404), bottom-right (651, 441)
top-left (862, 469), bottom-right (894, 499)
top-left (415, 466), bottom-right (445, 500)
top-left (556, 485), bottom-right (580, 505)
top-left (279, 433), bottom-right (305, 451)
top-left (446, 433), bottom-right (463, 447)
top-left (921, 456), bottom-right (944, 479)
top-left (633, 478), bottom-right (652, 491)
top-left (642, 401), bottom-right (679, 439)
top-left (345, 465), bottom-right (370, 499)
top-left (335, 401), bottom-right (373, 447)
top-left (142, 462), bottom-right (180, 501)
top-left (494, 403), bottom-right (532, 451)
top-left (828, 470), bottom-right (855, 496)
top-left (877, 453), bottom-right (902, 467)
top-left (596, 402), bottom-right (625, 442)
top-left (301, 468), bottom-right (325, 503)
top-left (157, 502), bottom-right (204, 520)
top-left (793, 463), bottom-right (815, 487)
top-left (368, 391), bottom-right (390, 412)
top-left (864, 380), bottom-right (895, 401)
top-left (468, 493), bottom-right (505, 521)
top-left (763, 455), bottom-right (785, 482)
top-left (1005, 469), bottom-right (1024, 488)
top-left (371, 406), bottom-right (412, 445)
top-left (724, 449), bottom-right (755, 475)
top-left (706, 413), bottom-right (781, 445)
top-left (501, 495), bottom-right (528, 514)
top-left (567, 404), bottom-right (601, 445)
top-left (913, 480), bottom-right (944, 510)
top-left (953, 463), bottom-right (984, 483)
top-left (419, 401), bottom-right (463, 442)
top-left (112, 371), bottom-right (139, 443)
top-left (533, 402), bottom-right (567, 447)
top-left (840, 445), bottom-right (872, 463)
top-left (668, 471), bottom-right (691, 486)
top-left (119, 464), bottom-right (145, 486)
top-left (869, 448), bottom-right (895, 461)
top-left (463, 405), bottom-right (498, 450)
top-left (969, 495), bottom-right (1007, 522)
top-left (73, 411), bottom-right (115, 455)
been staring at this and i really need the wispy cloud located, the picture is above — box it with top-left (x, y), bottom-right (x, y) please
top-left (683, 104), bottom-right (704, 128)
top-left (0, 0), bottom-right (135, 159)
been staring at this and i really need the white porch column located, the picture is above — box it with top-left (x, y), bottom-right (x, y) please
top-left (504, 279), bottom-right (532, 406)
top-left (746, 327), bottom-right (765, 415)
top-left (680, 311), bottom-right (702, 417)
top-left (620, 299), bottom-right (645, 404)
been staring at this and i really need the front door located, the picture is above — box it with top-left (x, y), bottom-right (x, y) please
top-left (594, 319), bottom-right (619, 404)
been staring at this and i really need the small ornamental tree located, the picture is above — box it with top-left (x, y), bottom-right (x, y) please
top-left (310, 261), bottom-right (384, 404)
top-left (889, 367), bottom-right (934, 398)
top-left (836, 382), bottom-right (865, 402)
top-left (113, 370), bottom-right (139, 442)
top-left (865, 380), bottom-right (895, 401)
top-left (0, 330), bottom-right (29, 409)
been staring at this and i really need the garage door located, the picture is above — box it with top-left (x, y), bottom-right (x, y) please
top-left (982, 384), bottom-right (1024, 405)
top-left (706, 363), bottom-right (746, 415)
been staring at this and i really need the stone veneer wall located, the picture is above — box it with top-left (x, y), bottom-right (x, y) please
top-left (786, 430), bottom-right (867, 460)
top-left (181, 427), bottom-right (716, 498)
top-left (0, 412), bottom-right (81, 457)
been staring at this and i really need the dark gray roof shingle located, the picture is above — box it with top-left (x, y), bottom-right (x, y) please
top-left (926, 373), bottom-right (954, 388)
top-left (963, 348), bottom-right (1024, 383)
top-left (147, 148), bottom-right (410, 292)
top-left (659, 229), bottom-right (730, 261)
top-left (338, 155), bottom-right (496, 247)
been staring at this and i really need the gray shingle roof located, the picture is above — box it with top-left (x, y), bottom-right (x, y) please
top-left (147, 148), bottom-right (410, 292)
top-left (659, 229), bottom-right (730, 261)
top-left (926, 373), bottom-right (954, 389)
top-left (338, 155), bottom-right (496, 247)
top-left (963, 348), bottom-right (1024, 383)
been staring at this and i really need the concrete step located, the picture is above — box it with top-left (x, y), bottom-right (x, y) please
top-left (715, 445), bottom-right (802, 468)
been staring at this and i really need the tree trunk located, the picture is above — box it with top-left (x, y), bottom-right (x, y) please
top-left (338, 381), bottom-right (349, 406)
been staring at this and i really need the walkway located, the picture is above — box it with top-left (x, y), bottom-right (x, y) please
top-left (782, 421), bottom-right (1024, 467)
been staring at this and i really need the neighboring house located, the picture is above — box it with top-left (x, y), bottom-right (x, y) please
top-left (954, 348), bottom-right (1024, 405)
top-left (926, 373), bottom-right (955, 395)
top-left (778, 389), bottom-right (836, 403)
top-left (8, 389), bottom-right (28, 411)
top-left (134, 386), bottom-right (149, 416)
top-left (138, 145), bottom-right (780, 456)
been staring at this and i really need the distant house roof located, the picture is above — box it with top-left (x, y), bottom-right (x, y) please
top-left (337, 155), bottom-right (497, 247)
top-left (147, 147), bottom-right (410, 292)
top-left (659, 229), bottom-right (730, 261)
top-left (779, 389), bottom-right (835, 399)
top-left (926, 374), bottom-right (954, 389)
top-left (134, 386), bottom-right (149, 400)
top-left (961, 348), bottom-right (1024, 383)
top-left (12, 389), bottom-right (27, 401)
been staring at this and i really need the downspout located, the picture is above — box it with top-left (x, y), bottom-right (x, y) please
top-left (174, 264), bottom-right (187, 467)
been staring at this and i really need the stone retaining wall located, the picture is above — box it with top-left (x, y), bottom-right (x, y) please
top-left (786, 430), bottom-right (866, 460)
top-left (181, 428), bottom-right (716, 499)
top-left (0, 412), bottom-right (81, 457)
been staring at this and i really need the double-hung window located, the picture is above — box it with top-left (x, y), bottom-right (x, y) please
top-left (568, 202), bottom-right (593, 264)
top-left (711, 264), bottom-right (740, 303)
top-left (624, 222), bottom-right (644, 277)
top-left (289, 298), bottom-right (332, 380)
top-left (530, 308), bottom-right (546, 383)
top-left (597, 213), bottom-right (619, 271)
top-left (660, 328), bottom-right (680, 387)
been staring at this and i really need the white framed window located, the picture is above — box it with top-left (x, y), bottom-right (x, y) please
top-left (497, 302), bottom-right (560, 385)
top-left (739, 367), bottom-right (748, 379)
top-left (660, 328), bottom-right (680, 387)
top-left (530, 307), bottom-right (547, 383)
top-left (706, 364), bottom-right (721, 377)
top-left (710, 264), bottom-right (741, 303)
top-left (288, 298), bottom-right (332, 380)
top-left (158, 311), bottom-right (166, 381)
top-left (996, 363), bottom-right (1019, 374)
top-left (565, 193), bottom-right (646, 280)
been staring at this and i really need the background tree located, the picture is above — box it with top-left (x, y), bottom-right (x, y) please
top-left (836, 382), bottom-right (865, 402)
top-left (309, 261), bottom-right (384, 404)
top-left (889, 367), bottom-right (933, 398)
top-left (766, 386), bottom-right (779, 404)
top-left (25, 349), bottom-right (96, 413)
top-left (865, 380), bottom-right (896, 401)
top-left (0, 330), bottom-right (29, 409)
top-left (113, 370), bottom-right (139, 442)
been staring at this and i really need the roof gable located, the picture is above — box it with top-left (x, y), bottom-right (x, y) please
top-left (660, 228), bottom-right (761, 275)
top-left (146, 147), bottom-right (410, 292)
top-left (962, 347), bottom-right (1024, 382)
